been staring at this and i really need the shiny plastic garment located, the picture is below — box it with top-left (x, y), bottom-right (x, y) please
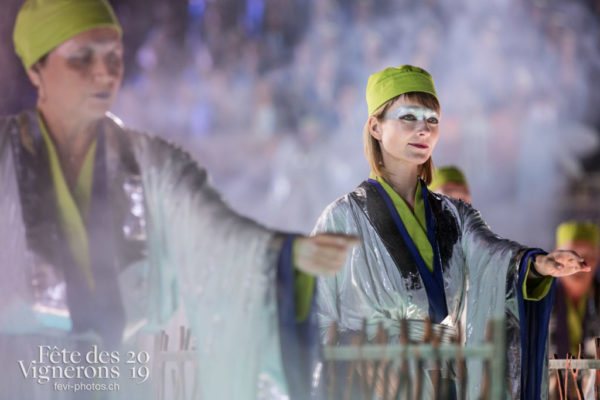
top-left (313, 183), bottom-right (549, 399)
top-left (0, 110), bottom-right (289, 400)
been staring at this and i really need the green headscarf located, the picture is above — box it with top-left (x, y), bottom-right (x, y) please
top-left (429, 166), bottom-right (468, 191)
top-left (13, 0), bottom-right (122, 69)
top-left (556, 221), bottom-right (599, 248)
top-left (366, 65), bottom-right (438, 115)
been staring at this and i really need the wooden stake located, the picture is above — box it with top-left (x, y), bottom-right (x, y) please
top-left (358, 319), bottom-right (368, 400)
top-left (553, 354), bottom-right (565, 400)
top-left (479, 321), bottom-right (491, 400)
top-left (455, 327), bottom-right (467, 400)
top-left (326, 322), bottom-right (338, 400)
top-left (595, 337), bottom-right (600, 400)
top-left (393, 318), bottom-right (411, 400)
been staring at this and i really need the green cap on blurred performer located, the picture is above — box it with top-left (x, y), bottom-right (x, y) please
top-left (13, 0), bottom-right (122, 69)
top-left (556, 221), bottom-right (599, 248)
top-left (429, 166), bottom-right (468, 191)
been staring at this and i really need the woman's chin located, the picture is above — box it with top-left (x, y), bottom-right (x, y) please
top-left (81, 105), bottom-right (113, 121)
top-left (564, 272), bottom-right (592, 285)
top-left (416, 156), bottom-right (431, 165)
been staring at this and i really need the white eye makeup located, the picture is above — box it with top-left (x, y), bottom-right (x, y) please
top-left (384, 106), bottom-right (440, 124)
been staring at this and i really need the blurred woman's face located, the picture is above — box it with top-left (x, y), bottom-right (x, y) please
top-left (371, 97), bottom-right (439, 168)
top-left (31, 27), bottom-right (123, 121)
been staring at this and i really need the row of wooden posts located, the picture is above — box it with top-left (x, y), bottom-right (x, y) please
top-left (322, 319), bottom-right (504, 400)
top-left (548, 339), bottom-right (600, 400)
top-left (151, 321), bottom-right (600, 400)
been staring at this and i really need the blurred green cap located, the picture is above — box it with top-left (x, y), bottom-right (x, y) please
top-left (429, 166), bottom-right (467, 191)
top-left (556, 221), bottom-right (599, 248)
top-left (13, 0), bottom-right (122, 69)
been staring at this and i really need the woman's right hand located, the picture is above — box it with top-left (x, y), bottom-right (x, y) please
top-left (533, 250), bottom-right (591, 277)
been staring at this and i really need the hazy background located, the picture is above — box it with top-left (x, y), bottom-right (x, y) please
top-left (2, 0), bottom-right (600, 250)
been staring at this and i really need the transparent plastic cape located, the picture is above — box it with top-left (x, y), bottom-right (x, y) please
top-left (313, 185), bottom-right (550, 399)
top-left (0, 110), bottom-right (290, 399)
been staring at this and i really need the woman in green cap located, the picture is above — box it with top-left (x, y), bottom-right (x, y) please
top-left (551, 221), bottom-right (600, 358)
top-left (549, 221), bottom-right (600, 398)
top-left (1, 0), bottom-right (356, 399)
top-left (313, 65), bottom-right (589, 399)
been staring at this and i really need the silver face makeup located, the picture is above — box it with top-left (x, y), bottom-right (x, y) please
top-left (384, 106), bottom-right (440, 124)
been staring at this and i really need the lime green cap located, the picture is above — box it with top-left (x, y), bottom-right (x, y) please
top-left (556, 221), bottom-right (599, 248)
top-left (429, 166), bottom-right (467, 191)
top-left (13, 0), bottom-right (122, 70)
top-left (366, 65), bottom-right (438, 115)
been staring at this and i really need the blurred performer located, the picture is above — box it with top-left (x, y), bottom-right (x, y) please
top-left (313, 65), bottom-right (589, 399)
top-left (549, 221), bottom-right (600, 397)
top-left (428, 165), bottom-right (471, 204)
top-left (0, 1), bottom-right (356, 399)
top-left (551, 221), bottom-right (600, 357)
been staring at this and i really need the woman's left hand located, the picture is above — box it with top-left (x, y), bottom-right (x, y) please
top-left (533, 250), bottom-right (592, 277)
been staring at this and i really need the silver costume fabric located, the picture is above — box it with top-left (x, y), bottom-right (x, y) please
top-left (0, 110), bottom-right (289, 400)
top-left (313, 186), bottom-right (549, 399)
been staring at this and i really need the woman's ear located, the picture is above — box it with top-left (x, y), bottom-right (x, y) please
top-left (26, 66), bottom-right (41, 88)
top-left (368, 115), bottom-right (382, 140)
top-left (26, 65), bottom-right (45, 101)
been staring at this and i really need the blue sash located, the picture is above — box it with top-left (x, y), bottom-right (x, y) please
top-left (367, 179), bottom-right (449, 323)
top-left (517, 249), bottom-right (556, 400)
top-left (277, 235), bottom-right (323, 400)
